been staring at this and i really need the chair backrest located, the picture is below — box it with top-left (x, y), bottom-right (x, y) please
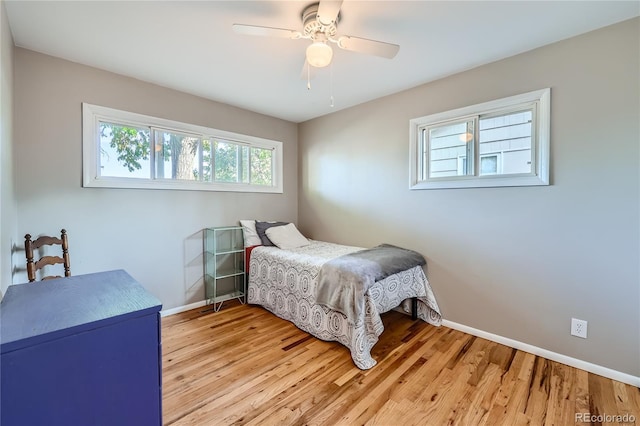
top-left (24, 229), bottom-right (71, 282)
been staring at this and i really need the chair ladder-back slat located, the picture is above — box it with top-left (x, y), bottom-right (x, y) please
top-left (25, 229), bottom-right (71, 282)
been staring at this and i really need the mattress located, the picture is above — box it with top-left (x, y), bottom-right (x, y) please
top-left (247, 240), bottom-right (441, 369)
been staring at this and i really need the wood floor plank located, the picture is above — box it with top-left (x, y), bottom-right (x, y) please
top-left (483, 373), bottom-right (530, 425)
top-left (454, 363), bottom-right (503, 425)
top-left (242, 353), bottom-right (357, 425)
top-left (524, 357), bottom-right (551, 422)
top-left (588, 373), bottom-right (625, 426)
top-left (162, 305), bottom-right (640, 425)
top-left (313, 327), bottom-right (441, 425)
top-left (544, 363), bottom-right (572, 426)
top-left (176, 342), bottom-right (346, 425)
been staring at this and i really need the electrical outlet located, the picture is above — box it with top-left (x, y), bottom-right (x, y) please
top-left (571, 318), bottom-right (588, 338)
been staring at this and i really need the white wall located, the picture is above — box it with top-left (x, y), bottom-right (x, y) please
top-left (0, 0), bottom-right (16, 297)
top-left (13, 49), bottom-right (298, 310)
top-left (298, 18), bottom-right (640, 377)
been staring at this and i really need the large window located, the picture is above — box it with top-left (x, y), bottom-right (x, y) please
top-left (409, 89), bottom-right (550, 189)
top-left (83, 103), bottom-right (283, 193)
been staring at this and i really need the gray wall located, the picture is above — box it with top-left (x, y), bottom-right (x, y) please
top-left (13, 49), bottom-right (298, 310)
top-left (0, 0), bottom-right (16, 297)
top-left (298, 18), bottom-right (640, 376)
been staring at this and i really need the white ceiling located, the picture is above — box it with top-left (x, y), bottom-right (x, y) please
top-left (5, 1), bottom-right (639, 123)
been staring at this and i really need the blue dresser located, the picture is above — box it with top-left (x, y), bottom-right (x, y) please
top-left (0, 270), bottom-right (163, 426)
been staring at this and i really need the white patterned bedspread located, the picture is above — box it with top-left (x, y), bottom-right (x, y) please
top-left (247, 240), bottom-right (442, 369)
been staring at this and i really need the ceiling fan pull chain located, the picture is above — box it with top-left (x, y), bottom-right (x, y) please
top-left (307, 62), bottom-right (311, 90)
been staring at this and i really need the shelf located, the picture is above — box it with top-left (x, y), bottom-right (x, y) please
top-left (207, 269), bottom-right (244, 279)
top-left (204, 226), bottom-right (246, 308)
top-left (208, 290), bottom-right (244, 303)
top-left (205, 249), bottom-right (244, 256)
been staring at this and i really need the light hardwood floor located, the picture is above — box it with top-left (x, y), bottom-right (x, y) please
top-left (162, 302), bottom-right (640, 425)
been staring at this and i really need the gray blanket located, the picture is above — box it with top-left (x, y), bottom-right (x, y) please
top-left (316, 244), bottom-right (426, 325)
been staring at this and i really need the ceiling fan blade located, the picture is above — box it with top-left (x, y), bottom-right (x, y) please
top-left (317, 0), bottom-right (343, 26)
top-left (337, 35), bottom-right (400, 59)
top-left (232, 24), bottom-right (301, 39)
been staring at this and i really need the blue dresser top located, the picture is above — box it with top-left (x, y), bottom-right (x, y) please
top-left (1, 269), bottom-right (162, 353)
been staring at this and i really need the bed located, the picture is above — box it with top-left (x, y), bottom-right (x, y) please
top-left (246, 237), bottom-right (442, 370)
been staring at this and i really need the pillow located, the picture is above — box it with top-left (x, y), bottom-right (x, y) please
top-left (254, 221), bottom-right (289, 246)
top-left (239, 220), bottom-right (262, 247)
top-left (265, 223), bottom-right (310, 250)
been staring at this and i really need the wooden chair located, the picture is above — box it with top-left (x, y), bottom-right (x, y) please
top-left (24, 229), bottom-right (71, 282)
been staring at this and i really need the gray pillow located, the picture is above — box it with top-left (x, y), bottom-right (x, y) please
top-left (254, 221), bottom-right (289, 246)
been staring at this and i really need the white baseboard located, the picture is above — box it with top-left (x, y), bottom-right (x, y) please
top-left (442, 319), bottom-right (640, 388)
top-left (160, 300), bottom-right (208, 317)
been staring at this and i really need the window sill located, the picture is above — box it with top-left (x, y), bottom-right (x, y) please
top-left (410, 174), bottom-right (549, 190)
top-left (83, 177), bottom-right (283, 193)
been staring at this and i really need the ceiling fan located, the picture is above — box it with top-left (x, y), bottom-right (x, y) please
top-left (232, 0), bottom-right (400, 69)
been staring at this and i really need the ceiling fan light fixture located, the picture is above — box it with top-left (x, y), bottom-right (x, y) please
top-left (306, 41), bottom-right (333, 68)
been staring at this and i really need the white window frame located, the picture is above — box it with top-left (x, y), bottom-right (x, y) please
top-left (456, 156), bottom-right (467, 176)
top-left (409, 88), bottom-right (550, 190)
top-left (82, 103), bottom-right (283, 193)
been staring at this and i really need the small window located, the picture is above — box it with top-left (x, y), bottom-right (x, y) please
top-left (409, 89), bottom-right (550, 189)
top-left (480, 154), bottom-right (500, 175)
top-left (83, 104), bottom-right (283, 193)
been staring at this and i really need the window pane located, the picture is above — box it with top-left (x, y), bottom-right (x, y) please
top-left (479, 110), bottom-right (532, 175)
top-left (214, 140), bottom-right (243, 183)
top-left (480, 155), bottom-right (499, 174)
top-left (155, 130), bottom-right (201, 181)
top-left (428, 120), bottom-right (474, 178)
top-left (99, 122), bottom-right (150, 178)
top-left (250, 147), bottom-right (273, 186)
